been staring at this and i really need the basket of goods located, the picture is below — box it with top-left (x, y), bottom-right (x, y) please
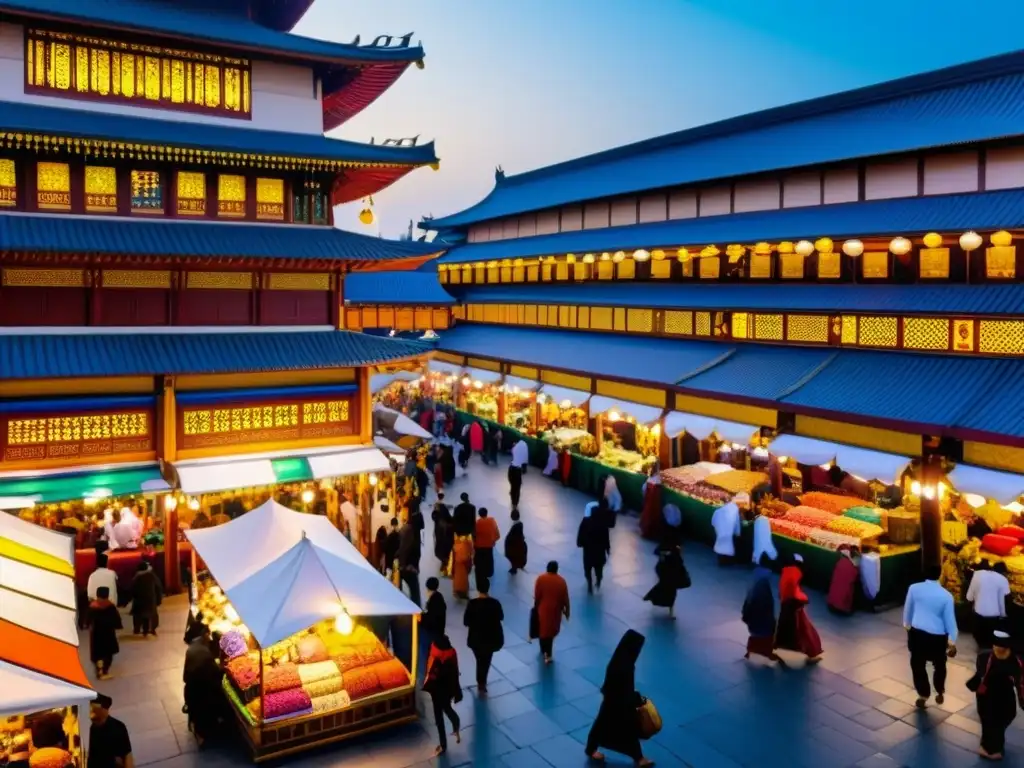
top-left (981, 533), bottom-right (1021, 557)
top-left (941, 520), bottom-right (968, 546)
top-left (769, 519), bottom-right (814, 542)
top-left (705, 470), bottom-right (769, 495)
top-left (800, 492), bottom-right (862, 514)
top-left (759, 496), bottom-right (792, 519)
top-left (782, 506), bottom-right (837, 529)
top-left (825, 516), bottom-right (884, 543)
top-left (885, 507), bottom-right (921, 545)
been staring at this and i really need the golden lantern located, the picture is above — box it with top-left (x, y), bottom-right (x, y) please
top-left (612, 250), bottom-right (626, 263)
top-left (814, 237), bottom-right (834, 253)
top-left (778, 241), bottom-right (795, 254)
top-left (889, 237), bottom-right (912, 256)
top-left (356, 209), bottom-right (374, 225)
top-left (700, 245), bottom-right (720, 258)
top-left (795, 240), bottom-right (815, 257)
top-left (725, 244), bottom-right (746, 263)
top-left (842, 239), bottom-right (864, 257)
top-left (959, 231), bottom-right (983, 252)
top-left (676, 247), bottom-right (690, 262)
top-left (582, 253), bottom-right (595, 264)
top-left (992, 230), bottom-right (1013, 247)
top-left (753, 242), bottom-right (773, 255)
top-left (633, 249), bottom-right (651, 262)
top-left (651, 249), bottom-right (666, 260)
top-left (566, 253), bottom-right (577, 264)
top-left (923, 232), bottom-right (943, 249)
top-left (600, 252), bottom-right (611, 261)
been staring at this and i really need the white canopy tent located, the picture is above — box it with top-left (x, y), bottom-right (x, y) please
top-left (0, 662), bottom-right (94, 719)
top-left (948, 464), bottom-right (1024, 506)
top-left (186, 500), bottom-right (419, 648)
top-left (374, 435), bottom-right (405, 455)
top-left (0, 512), bottom-right (75, 565)
top-left (538, 385), bottom-right (591, 408)
top-left (767, 434), bottom-right (909, 484)
top-left (588, 395), bottom-right (663, 426)
top-left (663, 412), bottom-right (759, 444)
top-left (372, 403), bottom-right (432, 441)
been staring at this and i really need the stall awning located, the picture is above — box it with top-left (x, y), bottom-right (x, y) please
top-left (768, 434), bottom-right (908, 483)
top-left (373, 404), bottom-right (433, 441)
top-left (463, 367), bottom-right (503, 385)
top-left (588, 395), bottom-right (663, 426)
top-left (539, 385), bottom-right (591, 408)
top-left (0, 513), bottom-right (74, 574)
top-left (186, 500), bottom-right (419, 647)
top-left (504, 376), bottom-right (541, 392)
top-left (370, 371), bottom-right (420, 394)
top-left (0, 463), bottom-right (169, 509)
top-left (175, 445), bottom-right (392, 494)
top-left (663, 411), bottom-right (758, 444)
top-left (948, 464), bottom-right (1024, 505)
top-left (0, 661), bottom-right (95, 719)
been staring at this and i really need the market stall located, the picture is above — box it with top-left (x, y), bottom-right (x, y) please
top-left (536, 385), bottom-right (591, 441)
top-left (501, 377), bottom-right (540, 433)
top-left (587, 396), bottom-right (661, 474)
top-left (458, 367), bottom-right (503, 421)
top-left (186, 500), bottom-right (420, 762)
top-left (662, 411), bottom-right (761, 469)
top-left (370, 372), bottom-right (422, 409)
top-left (0, 514), bottom-right (94, 768)
top-left (422, 362), bottom-right (461, 403)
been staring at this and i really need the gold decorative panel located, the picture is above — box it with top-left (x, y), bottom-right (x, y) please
top-left (919, 248), bottom-right (950, 279)
top-left (526, 265), bottom-right (539, 281)
top-left (524, 305), bottom-right (537, 325)
top-left (36, 161), bottom-right (71, 210)
top-left (573, 264), bottom-right (587, 281)
top-left (952, 319), bottom-right (975, 353)
top-left (483, 305), bottom-right (499, 324)
top-left (754, 314), bottom-right (783, 341)
top-left (627, 309), bottom-right (653, 333)
top-left (176, 171), bottom-right (206, 216)
top-left (218, 174), bottom-right (246, 218)
top-left (541, 263), bottom-right (553, 281)
top-left (462, 266), bottom-right (473, 283)
top-left (862, 251), bottom-right (889, 279)
top-left (858, 316), bottom-right (898, 347)
top-left (817, 252), bottom-right (841, 279)
top-left (102, 270), bottom-right (171, 289)
top-left (749, 254), bottom-right (772, 279)
top-left (256, 178), bottom-right (285, 220)
top-left (699, 256), bottom-right (720, 279)
top-left (26, 28), bottom-right (250, 116)
top-left (555, 263), bottom-right (569, 281)
top-left (500, 267), bottom-right (512, 282)
top-left (664, 310), bottom-right (693, 336)
top-left (590, 307), bottom-right (613, 331)
top-left (360, 307), bottom-right (378, 327)
top-left (512, 267), bottom-right (525, 282)
top-left (617, 260), bottom-right (635, 280)
top-left (0, 158), bottom-right (15, 207)
top-left (376, 307), bottom-right (395, 328)
top-left (536, 305), bottom-right (547, 325)
top-left (780, 254), bottom-right (804, 279)
top-left (695, 312), bottom-right (711, 336)
top-left (986, 246), bottom-right (1016, 279)
top-left (597, 261), bottom-right (614, 280)
top-left (2, 268), bottom-right (84, 287)
top-left (549, 305), bottom-right (562, 326)
top-left (650, 260), bottom-right (672, 279)
top-left (559, 306), bottom-right (576, 328)
top-left (841, 316), bottom-right (857, 345)
top-left (787, 315), bottom-right (829, 343)
top-left (186, 271), bottom-right (252, 290)
top-left (903, 318), bottom-right (949, 351)
top-left (979, 320), bottom-right (1024, 355)
top-left (84, 166), bottom-right (117, 213)
top-left (613, 307), bottom-right (626, 331)
top-left (474, 265), bottom-right (486, 283)
top-left (731, 312), bottom-right (750, 339)
top-left (7, 412), bottom-right (148, 445)
top-left (578, 306), bottom-right (590, 328)
top-left (487, 267), bottom-right (499, 283)
top-left (130, 170), bottom-right (163, 213)
top-left (447, 269), bottom-right (461, 285)
top-left (267, 273), bottom-right (330, 291)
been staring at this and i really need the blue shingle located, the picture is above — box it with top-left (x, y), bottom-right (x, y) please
top-left (439, 190), bottom-right (1024, 265)
top-left (344, 273), bottom-right (454, 305)
top-left (0, 331), bottom-right (428, 380)
top-left (0, 0), bottom-right (423, 65)
top-left (680, 347), bottom-right (836, 401)
top-left (449, 282), bottom-right (1024, 316)
top-left (0, 101), bottom-right (436, 167)
top-left (0, 213), bottom-right (441, 261)
top-left (429, 54), bottom-right (1024, 228)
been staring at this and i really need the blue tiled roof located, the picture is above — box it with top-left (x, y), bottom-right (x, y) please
top-left (344, 272), bottom-right (454, 305)
top-left (0, 101), bottom-right (436, 167)
top-left (438, 325), bottom-right (731, 386)
top-left (248, 0), bottom-right (315, 31)
top-left (429, 52), bottom-right (1024, 229)
top-left (681, 347), bottom-right (836, 402)
top-left (0, 331), bottom-right (428, 380)
top-left (0, 0), bottom-right (423, 66)
top-left (449, 282), bottom-right (1024, 316)
top-left (439, 190), bottom-right (1024, 266)
top-left (0, 213), bottom-right (442, 261)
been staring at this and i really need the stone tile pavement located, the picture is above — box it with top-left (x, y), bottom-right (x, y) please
top-left (77, 458), bottom-right (1024, 767)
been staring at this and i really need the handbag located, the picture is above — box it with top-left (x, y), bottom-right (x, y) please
top-left (529, 606), bottom-right (540, 640)
top-left (636, 696), bottom-right (662, 739)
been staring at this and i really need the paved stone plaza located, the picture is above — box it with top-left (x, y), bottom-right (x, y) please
top-left (78, 459), bottom-right (1022, 768)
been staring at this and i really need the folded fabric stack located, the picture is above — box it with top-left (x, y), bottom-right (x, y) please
top-left (259, 688), bottom-right (313, 721)
top-left (825, 516), bottom-right (883, 541)
top-left (264, 663), bottom-right (301, 694)
top-left (783, 506), bottom-right (838, 529)
top-left (769, 519), bottom-right (814, 542)
top-left (226, 654), bottom-right (260, 690)
top-left (298, 660), bottom-right (343, 698)
top-left (310, 691), bottom-right (351, 715)
top-left (343, 667), bottom-right (382, 700)
top-left (303, 676), bottom-right (344, 698)
top-left (219, 630), bottom-right (249, 660)
top-left (366, 659), bottom-right (410, 691)
top-left (333, 647), bottom-right (365, 673)
top-left (843, 506), bottom-right (884, 526)
top-left (800, 492), bottom-right (862, 514)
top-left (297, 635), bottom-right (329, 664)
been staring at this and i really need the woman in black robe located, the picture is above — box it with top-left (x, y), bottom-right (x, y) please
top-left (577, 506), bottom-right (610, 594)
top-left (504, 509), bottom-right (527, 574)
top-left (130, 561), bottom-right (162, 636)
top-left (585, 629), bottom-right (653, 766)
top-left (643, 546), bottom-right (690, 619)
top-left (442, 444), bottom-right (456, 484)
top-left (432, 496), bottom-right (455, 572)
top-left (967, 630), bottom-right (1024, 760)
top-left (183, 625), bottom-right (225, 747)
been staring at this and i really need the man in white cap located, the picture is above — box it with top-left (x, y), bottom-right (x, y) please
top-left (903, 565), bottom-right (958, 708)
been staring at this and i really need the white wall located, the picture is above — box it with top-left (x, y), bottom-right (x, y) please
top-left (0, 22), bottom-right (324, 135)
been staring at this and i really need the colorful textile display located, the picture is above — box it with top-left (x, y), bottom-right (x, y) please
top-left (226, 654), bottom-right (260, 690)
top-left (263, 662), bottom-right (301, 694)
top-left (219, 629), bottom-right (249, 660)
top-left (297, 660), bottom-right (340, 685)
top-left (332, 648), bottom-right (365, 673)
top-left (800, 492), bottom-right (862, 514)
top-left (297, 634), bottom-right (329, 663)
top-left (982, 534), bottom-right (1021, 557)
top-left (843, 506), bottom-right (883, 526)
top-left (310, 691), bottom-right (351, 714)
top-left (783, 506), bottom-right (837, 529)
top-left (825, 516), bottom-right (883, 541)
top-left (704, 470), bottom-right (768, 495)
top-left (343, 667), bottom-right (381, 700)
top-left (769, 519), bottom-right (814, 542)
top-left (365, 658), bottom-right (410, 691)
top-left (302, 676), bottom-right (344, 699)
top-left (262, 688), bottom-right (313, 720)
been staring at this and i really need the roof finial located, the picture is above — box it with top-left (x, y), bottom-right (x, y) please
top-left (495, 165), bottom-right (505, 183)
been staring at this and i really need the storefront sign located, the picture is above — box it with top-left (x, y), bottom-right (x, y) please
top-left (177, 396), bottom-right (355, 450)
top-left (1, 410), bottom-right (153, 463)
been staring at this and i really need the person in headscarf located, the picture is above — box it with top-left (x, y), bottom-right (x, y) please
top-left (182, 623), bottom-right (224, 747)
top-left (423, 634), bottom-right (462, 757)
top-left (452, 535), bottom-right (474, 599)
top-left (743, 554), bottom-right (783, 664)
top-left (751, 510), bottom-right (778, 567)
top-left (711, 496), bottom-right (743, 566)
top-left (543, 443), bottom-right (559, 477)
top-left (658, 503), bottom-right (683, 554)
top-left (639, 465), bottom-right (663, 541)
top-left (643, 545), bottom-right (690, 619)
top-left (112, 506), bottom-right (142, 550)
top-left (827, 545), bottom-right (861, 615)
top-left (504, 509), bottom-right (527, 574)
top-left (774, 554), bottom-right (823, 662)
top-left (432, 494), bottom-right (455, 575)
top-left (603, 475), bottom-right (623, 514)
top-left (577, 502), bottom-right (610, 594)
top-left (967, 630), bottom-right (1024, 761)
top-left (584, 630), bottom-right (653, 766)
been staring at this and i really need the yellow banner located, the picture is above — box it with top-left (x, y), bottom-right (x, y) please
top-left (596, 380), bottom-right (667, 408)
top-left (963, 441), bottom-right (1024, 474)
top-left (795, 415), bottom-right (920, 456)
top-left (675, 393), bottom-right (777, 428)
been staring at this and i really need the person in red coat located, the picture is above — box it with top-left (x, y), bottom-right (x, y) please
top-left (469, 421), bottom-right (485, 457)
top-left (638, 466), bottom-right (663, 541)
top-left (775, 555), bottom-right (823, 661)
top-left (827, 545), bottom-right (861, 615)
top-left (533, 561), bottom-right (570, 664)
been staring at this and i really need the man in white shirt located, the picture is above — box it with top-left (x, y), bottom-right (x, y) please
top-left (87, 553), bottom-right (118, 604)
top-left (903, 565), bottom-right (958, 708)
top-left (966, 561), bottom-right (1011, 649)
top-left (508, 440), bottom-right (528, 511)
top-left (711, 496), bottom-right (743, 565)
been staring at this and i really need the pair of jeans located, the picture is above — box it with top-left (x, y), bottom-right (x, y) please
top-left (431, 695), bottom-right (461, 752)
top-left (908, 627), bottom-right (948, 698)
top-left (473, 649), bottom-right (494, 689)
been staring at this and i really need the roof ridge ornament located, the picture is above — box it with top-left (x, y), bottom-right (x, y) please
top-left (368, 33), bottom-right (415, 49)
top-left (495, 166), bottom-right (506, 183)
top-left (380, 136), bottom-right (421, 148)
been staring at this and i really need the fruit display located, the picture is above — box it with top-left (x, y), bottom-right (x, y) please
top-left (808, 529), bottom-right (861, 551)
top-left (825, 516), bottom-right (883, 541)
top-left (662, 463), bottom-right (733, 488)
top-left (782, 506), bottom-right (837, 529)
top-left (705, 469), bottom-right (769, 495)
top-left (799, 492), bottom-right (863, 514)
top-left (769, 519), bottom-right (814, 541)
top-left (597, 444), bottom-right (654, 473)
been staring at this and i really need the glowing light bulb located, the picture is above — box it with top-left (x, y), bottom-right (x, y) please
top-left (607, 411), bottom-right (621, 422)
top-left (301, 489), bottom-right (315, 504)
top-left (473, 380), bottom-right (483, 389)
top-left (461, 377), bottom-right (471, 387)
top-left (368, 473), bottom-right (379, 487)
top-left (334, 608), bottom-right (354, 635)
top-left (911, 481), bottom-right (922, 495)
top-left (188, 497), bottom-right (200, 511)
top-left (164, 494), bottom-right (178, 511)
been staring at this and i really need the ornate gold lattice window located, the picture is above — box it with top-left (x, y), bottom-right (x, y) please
top-left (0, 159), bottom-right (15, 207)
top-left (256, 178), bottom-right (285, 221)
top-left (36, 161), bottom-right (71, 211)
top-left (217, 175), bottom-right (247, 218)
top-left (130, 170), bottom-right (163, 214)
top-left (176, 171), bottom-right (206, 216)
top-left (26, 28), bottom-right (251, 118)
top-left (85, 166), bottom-right (117, 213)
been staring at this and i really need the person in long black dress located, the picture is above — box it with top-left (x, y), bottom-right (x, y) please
top-left (967, 630), bottom-right (1024, 760)
top-left (504, 509), bottom-right (527, 574)
top-left (585, 629), bottom-right (653, 766)
top-left (577, 503), bottom-right (610, 594)
top-left (643, 545), bottom-right (690, 619)
top-left (432, 495), bottom-right (455, 573)
top-left (88, 586), bottom-right (122, 679)
top-left (183, 624), bottom-right (224, 747)
top-left (130, 561), bottom-right (161, 636)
